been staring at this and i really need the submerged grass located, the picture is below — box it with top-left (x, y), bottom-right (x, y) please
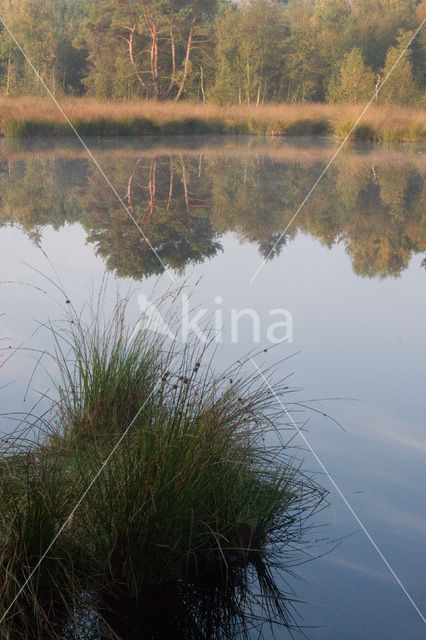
top-left (0, 97), bottom-right (424, 141)
top-left (0, 296), bottom-right (325, 639)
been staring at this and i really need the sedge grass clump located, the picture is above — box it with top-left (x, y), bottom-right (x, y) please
top-left (52, 301), bottom-right (163, 438)
top-left (0, 449), bottom-right (80, 639)
top-left (0, 297), bottom-right (325, 639)
top-left (1, 117), bottom-right (28, 137)
top-left (335, 118), bottom-right (378, 141)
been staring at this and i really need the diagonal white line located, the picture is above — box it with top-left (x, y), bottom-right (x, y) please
top-left (0, 385), bottom-right (157, 627)
top-left (0, 15), bottom-right (176, 284)
top-left (249, 17), bottom-right (426, 285)
top-left (250, 357), bottom-right (426, 627)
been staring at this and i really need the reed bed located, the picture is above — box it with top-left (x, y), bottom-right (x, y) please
top-left (0, 296), bottom-right (325, 639)
top-left (0, 97), bottom-right (424, 142)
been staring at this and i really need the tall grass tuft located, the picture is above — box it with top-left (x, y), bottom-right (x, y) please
top-left (0, 296), bottom-right (325, 639)
top-left (0, 448), bottom-right (79, 638)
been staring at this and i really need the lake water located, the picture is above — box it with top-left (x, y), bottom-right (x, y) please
top-left (0, 136), bottom-right (425, 639)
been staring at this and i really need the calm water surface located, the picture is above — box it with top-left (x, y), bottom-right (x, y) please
top-left (0, 136), bottom-right (425, 639)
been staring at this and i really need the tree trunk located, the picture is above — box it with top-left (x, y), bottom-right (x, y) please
top-left (375, 73), bottom-right (381, 101)
top-left (126, 157), bottom-right (142, 215)
top-left (179, 154), bottom-right (189, 213)
top-left (174, 16), bottom-right (197, 102)
top-left (6, 55), bottom-right (11, 95)
top-left (52, 61), bottom-right (56, 97)
top-left (164, 24), bottom-right (176, 98)
top-left (127, 23), bottom-right (149, 93)
top-left (149, 21), bottom-right (159, 100)
top-left (256, 80), bottom-right (262, 107)
top-left (246, 56), bottom-right (250, 104)
top-left (200, 65), bottom-right (206, 103)
top-left (167, 163), bottom-right (174, 213)
top-left (256, 61), bottom-right (263, 107)
top-left (146, 160), bottom-right (157, 218)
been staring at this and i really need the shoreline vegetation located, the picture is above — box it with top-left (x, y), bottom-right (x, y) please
top-left (0, 98), bottom-right (425, 142)
top-left (0, 297), bottom-right (325, 639)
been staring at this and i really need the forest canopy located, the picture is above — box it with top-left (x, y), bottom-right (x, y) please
top-left (0, 0), bottom-right (425, 104)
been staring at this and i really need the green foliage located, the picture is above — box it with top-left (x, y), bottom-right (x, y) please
top-left (213, 0), bottom-right (289, 105)
top-left (328, 48), bottom-right (375, 103)
top-left (0, 0), bottom-right (89, 96)
top-left (0, 298), bottom-right (324, 638)
top-left (0, 0), bottom-right (423, 104)
top-left (81, 0), bottom-right (219, 101)
top-left (378, 30), bottom-right (418, 105)
top-left (284, 22), bottom-right (326, 102)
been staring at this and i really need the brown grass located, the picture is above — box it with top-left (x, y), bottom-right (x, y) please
top-left (0, 97), bottom-right (338, 122)
top-left (0, 97), bottom-right (424, 141)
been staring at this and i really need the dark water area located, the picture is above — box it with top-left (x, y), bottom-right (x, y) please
top-left (0, 136), bottom-right (425, 639)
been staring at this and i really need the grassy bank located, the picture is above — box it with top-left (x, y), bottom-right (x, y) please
top-left (0, 298), bottom-right (324, 639)
top-left (0, 98), bottom-right (424, 142)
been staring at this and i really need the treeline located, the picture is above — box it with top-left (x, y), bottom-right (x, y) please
top-left (0, 0), bottom-right (425, 104)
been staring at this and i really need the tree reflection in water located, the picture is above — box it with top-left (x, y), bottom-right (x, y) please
top-left (0, 141), bottom-right (424, 280)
